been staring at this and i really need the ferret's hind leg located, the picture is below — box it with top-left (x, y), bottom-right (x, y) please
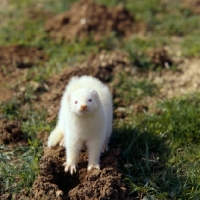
top-left (47, 127), bottom-right (64, 148)
top-left (101, 144), bottom-right (109, 153)
top-left (101, 137), bottom-right (110, 153)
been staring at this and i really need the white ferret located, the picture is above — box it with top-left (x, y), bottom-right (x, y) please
top-left (47, 75), bottom-right (113, 174)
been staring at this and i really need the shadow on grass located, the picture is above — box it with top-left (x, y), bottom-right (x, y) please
top-left (111, 94), bottom-right (200, 199)
top-left (111, 125), bottom-right (171, 199)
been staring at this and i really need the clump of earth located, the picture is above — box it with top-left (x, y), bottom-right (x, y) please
top-left (45, 0), bottom-right (145, 41)
top-left (147, 47), bottom-right (173, 68)
top-left (0, 44), bottom-right (47, 102)
top-left (182, 0), bottom-right (200, 14)
top-left (0, 44), bottom-right (46, 75)
top-left (0, 119), bottom-right (25, 145)
top-left (13, 147), bottom-right (127, 200)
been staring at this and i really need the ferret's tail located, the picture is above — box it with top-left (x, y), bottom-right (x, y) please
top-left (47, 126), bottom-right (64, 148)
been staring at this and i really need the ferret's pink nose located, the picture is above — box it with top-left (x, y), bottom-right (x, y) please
top-left (80, 105), bottom-right (87, 111)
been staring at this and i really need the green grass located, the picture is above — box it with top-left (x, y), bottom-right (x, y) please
top-left (0, 146), bottom-right (40, 194)
top-left (112, 94), bottom-right (200, 199)
top-left (113, 73), bottom-right (158, 106)
top-left (0, 99), bottom-right (53, 195)
top-left (181, 35), bottom-right (200, 57)
top-left (1, 0), bottom-right (200, 199)
top-left (123, 36), bottom-right (171, 69)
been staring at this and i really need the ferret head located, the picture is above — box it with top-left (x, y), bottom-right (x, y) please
top-left (68, 88), bottom-right (100, 116)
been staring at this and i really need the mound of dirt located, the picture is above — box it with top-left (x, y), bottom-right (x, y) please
top-left (24, 147), bottom-right (126, 200)
top-left (0, 119), bottom-right (25, 145)
top-left (0, 44), bottom-right (47, 102)
top-left (37, 50), bottom-right (129, 122)
top-left (147, 47), bottom-right (173, 68)
top-left (182, 0), bottom-right (200, 14)
top-left (45, 0), bottom-right (144, 41)
top-left (0, 44), bottom-right (46, 75)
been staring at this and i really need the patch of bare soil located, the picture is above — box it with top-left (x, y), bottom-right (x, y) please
top-left (26, 8), bottom-right (53, 21)
top-left (37, 50), bottom-right (130, 122)
top-left (0, 44), bottom-right (47, 103)
top-left (45, 0), bottom-right (145, 42)
top-left (128, 58), bottom-right (200, 113)
top-left (0, 73), bottom-right (13, 102)
top-left (147, 47), bottom-right (173, 68)
top-left (0, 44), bottom-right (46, 73)
top-left (182, 0), bottom-right (200, 14)
top-left (17, 147), bottom-right (126, 200)
top-left (151, 58), bottom-right (200, 98)
top-left (0, 119), bottom-right (26, 145)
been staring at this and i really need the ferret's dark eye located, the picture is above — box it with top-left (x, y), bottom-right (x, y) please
top-left (75, 101), bottom-right (78, 104)
top-left (88, 99), bottom-right (92, 102)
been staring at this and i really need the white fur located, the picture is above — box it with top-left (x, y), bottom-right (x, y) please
top-left (47, 75), bottom-right (113, 174)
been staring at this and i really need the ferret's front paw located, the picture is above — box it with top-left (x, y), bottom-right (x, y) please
top-left (47, 138), bottom-right (55, 148)
top-left (87, 163), bottom-right (100, 171)
top-left (63, 162), bottom-right (77, 175)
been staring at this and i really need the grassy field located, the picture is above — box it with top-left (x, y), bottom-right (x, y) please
top-left (1, 0), bottom-right (200, 199)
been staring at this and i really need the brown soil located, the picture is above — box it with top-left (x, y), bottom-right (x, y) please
top-left (0, 119), bottom-right (25, 145)
top-left (123, 58), bottom-right (200, 114)
top-left (17, 147), bottom-right (127, 200)
top-left (147, 47), bottom-right (173, 68)
top-left (0, 74), bottom-right (13, 102)
top-left (151, 58), bottom-right (200, 98)
top-left (0, 44), bottom-right (47, 103)
top-left (0, 44), bottom-right (46, 73)
top-left (45, 0), bottom-right (145, 42)
top-left (182, 0), bottom-right (200, 14)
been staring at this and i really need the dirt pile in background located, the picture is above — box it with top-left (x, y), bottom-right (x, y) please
top-left (26, 147), bottom-right (126, 200)
top-left (0, 44), bottom-right (47, 102)
top-left (151, 59), bottom-right (200, 98)
top-left (45, 0), bottom-right (144, 41)
top-left (0, 119), bottom-right (25, 145)
top-left (0, 44), bottom-right (46, 74)
top-left (182, 0), bottom-right (200, 14)
top-left (38, 50), bottom-right (130, 122)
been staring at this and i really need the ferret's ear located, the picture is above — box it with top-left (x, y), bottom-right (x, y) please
top-left (92, 90), bottom-right (99, 99)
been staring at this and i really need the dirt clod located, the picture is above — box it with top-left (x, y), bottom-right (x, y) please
top-left (182, 0), bottom-right (200, 14)
top-left (147, 47), bottom-right (173, 68)
top-left (134, 104), bottom-right (148, 113)
top-left (28, 147), bottom-right (126, 200)
top-left (0, 44), bottom-right (46, 74)
top-left (0, 193), bottom-right (12, 200)
top-left (45, 0), bottom-right (143, 41)
top-left (0, 44), bottom-right (47, 102)
top-left (0, 119), bottom-right (24, 145)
